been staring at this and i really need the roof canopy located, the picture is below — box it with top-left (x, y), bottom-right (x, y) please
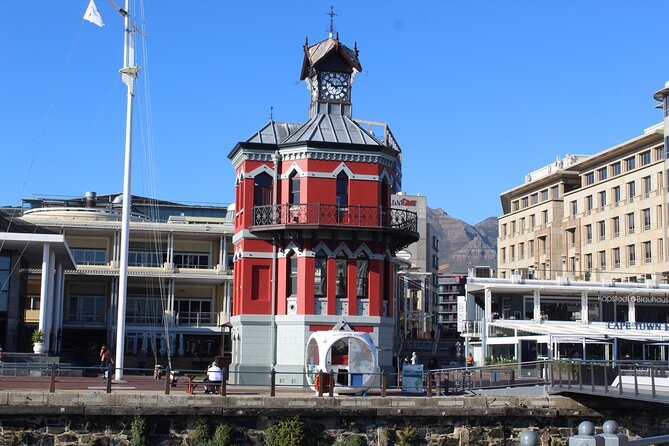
top-left (300, 37), bottom-right (362, 80)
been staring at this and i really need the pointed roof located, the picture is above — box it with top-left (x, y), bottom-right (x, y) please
top-left (300, 37), bottom-right (362, 80)
top-left (282, 114), bottom-right (382, 146)
top-left (246, 120), bottom-right (303, 145)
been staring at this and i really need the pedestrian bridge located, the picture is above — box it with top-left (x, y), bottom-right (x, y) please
top-left (434, 360), bottom-right (669, 405)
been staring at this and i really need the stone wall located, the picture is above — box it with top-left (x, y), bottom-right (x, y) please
top-left (0, 392), bottom-right (666, 445)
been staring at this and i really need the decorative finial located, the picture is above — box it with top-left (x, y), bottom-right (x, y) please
top-left (269, 106), bottom-right (274, 122)
top-left (354, 41), bottom-right (358, 56)
top-left (326, 6), bottom-right (337, 38)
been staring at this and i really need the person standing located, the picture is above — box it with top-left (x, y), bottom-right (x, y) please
top-left (466, 353), bottom-right (474, 368)
top-left (100, 344), bottom-right (114, 378)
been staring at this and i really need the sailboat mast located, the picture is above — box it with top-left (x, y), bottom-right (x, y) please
top-left (115, 0), bottom-right (139, 381)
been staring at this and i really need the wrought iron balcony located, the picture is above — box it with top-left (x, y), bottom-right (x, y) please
top-left (251, 203), bottom-right (418, 232)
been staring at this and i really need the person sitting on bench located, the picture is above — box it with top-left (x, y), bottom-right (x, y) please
top-left (204, 361), bottom-right (222, 394)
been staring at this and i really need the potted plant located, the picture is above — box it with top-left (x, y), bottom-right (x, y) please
top-left (32, 329), bottom-right (45, 354)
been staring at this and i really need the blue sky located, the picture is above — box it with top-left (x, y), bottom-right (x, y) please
top-left (1, 1), bottom-right (668, 225)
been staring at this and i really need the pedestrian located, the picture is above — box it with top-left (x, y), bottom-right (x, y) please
top-left (466, 353), bottom-right (474, 368)
top-left (411, 352), bottom-right (418, 365)
top-left (137, 348), bottom-right (146, 375)
top-left (100, 344), bottom-right (114, 379)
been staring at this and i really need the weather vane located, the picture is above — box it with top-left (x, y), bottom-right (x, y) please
top-left (269, 106), bottom-right (274, 121)
top-left (326, 6), bottom-right (337, 37)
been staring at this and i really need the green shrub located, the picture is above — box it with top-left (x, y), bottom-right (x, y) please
top-left (334, 435), bottom-right (365, 446)
top-left (191, 418), bottom-right (211, 446)
top-left (211, 424), bottom-right (234, 446)
top-left (396, 426), bottom-right (417, 446)
top-left (129, 416), bottom-right (147, 446)
top-left (264, 417), bottom-right (308, 446)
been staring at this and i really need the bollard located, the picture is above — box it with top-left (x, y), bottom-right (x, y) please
top-left (519, 431), bottom-right (539, 446)
top-left (328, 370), bottom-right (335, 397)
top-left (596, 420), bottom-right (629, 446)
top-left (426, 371), bottom-right (432, 397)
top-left (269, 368), bottom-right (276, 397)
top-left (165, 367), bottom-right (171, 395)
top-left (317, 370), bottom-right (324, 397)
top-left (221, 368), bottom-right (227, 396)
top-left (510, 369), bottom-right (515, 387)
top-left (381, 371), bottom-right (387, 397)
top-left (106, 365), bottom-right (112, 394)
top-left (568, 421), bottom-right (603, 446)
top-left (49, 365), bottom-right (56, 393)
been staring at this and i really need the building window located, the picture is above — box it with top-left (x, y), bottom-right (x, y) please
top-left (551, 186), bottom-right (559, 199)
top-left (613, 186), bottom-right (621, 205)
top-left (626, 213), bottom-right (635, 234)
top-left (540, 237), bottom-right (547, 255)
top-left (0, 254), bottom-right (9, 312)
top-left (643, 241), bottom-right (652, 264)
top-left (627, 181), bottom-right (636, 202)
top-left (541, 189), bottom-right (548, 201)
top-left (530, 214), bottom-right (535, 228)
top-left (289, 172), bottom-right (300, 205)
top-left (501, 223), bottom-right (507, 236)
top-left (598, 167), bottom-right (608, 181)
top-left (643, 208), bottom-right (651, 231)
top-left (656, 146), bottom-right (665, 161)
top-left (501, 247), bottom-right (506, 263)
top-left (68, 295), bottom-right (106, 323)
top-left (599, 191), bottom-right (606, 209)
top-left (586, 195), bottom-right (593, 213)
top-left (570, 200), bottom-right (577, 218)
top-left (356, 256), bottom-right (368, 299)
top-left (336, 255), bottom-right (347, 298)
top-left (512, 200), bottom-right (519, 211)
top-left (585, 172), bottom-right (595, 185)
top-left (542, 210), bottom-right (548, 225)
top-left (174, 252), bottom-right (210, 269)
top-left (128, 250), bottom-right (163, 267)
top-left (287, 254), bottom-right (298, 296)
top-left (611, 162), bottom-right (621, 176)
top-left (314, 251), bottom-right (327, 297)
top-left (658, 238), bottom-right (665, 262)
top-left (643, 176), bottom-right (652, 197)
top-left (585, 224), bottom-right (592, 244)
top-left (522, 197), bottom-right (529, 208)
top-left (510, 245), bottom-right (516, 262)
top-left (640, 150), bottom-right (651, 166)
top-left (567, 229), bottom-right (576, 248)
top-left (612, 216), bottom-right (620, 238)
top-left (585, 253), bottom-right (592, 270)
top-left (336, 172), bottom-right (349, 208)
top-left (625, 157), bottom-right (636, 171)
top-left (253, 172), bottom-right (273, 207)
top-left (175, 298), bottom-right (213, 325)
top-left (511, 220), bottom-right (516, 234)
top-left (613, 248), bottom-right (621, 269)
top-left (530, 193), bottom-right (538, 205)
top-left (72, 248), bottom-right (107, 266)
top-left (628, 245), bottom-right (636, 267)
top-left (519, 242), bottom-right (525, 259)
top-left (598, 251), bottom-right (606, 271)
top-left (658, 205), bottom-right (664, 228)
top-left (520, 218), bottom-right (526, 232)
top-left (529, 240), bottom-right (534, 256)
top-left (598, 220), bottom-right (606, 241)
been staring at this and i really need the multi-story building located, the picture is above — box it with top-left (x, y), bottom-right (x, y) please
top-left (227, 33), bottom-right (418, 384)
top-left (498, 119), bottom-right (668, 283)
top-left (435, 273), bottom-right (466, 335)
top-left (13, 192), bottom-right (234, 368)
top-left (392, 193), bottom-right (439, 339)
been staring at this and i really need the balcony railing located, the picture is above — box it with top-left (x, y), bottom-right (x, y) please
top-left (175, 311), bottom-right (220, 327)
top-left (252, 204), bottom-right (418, 232)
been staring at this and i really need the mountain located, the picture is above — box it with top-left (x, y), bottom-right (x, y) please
top-left (427, 208), bottom-right (497, 273)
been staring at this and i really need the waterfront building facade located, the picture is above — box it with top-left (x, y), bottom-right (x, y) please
top-left (498, 121), bottom-right (668, 283)
top-left (15, 193), bottom-right (233, 368)
top-left (227, 34), bottom-right (418, 384)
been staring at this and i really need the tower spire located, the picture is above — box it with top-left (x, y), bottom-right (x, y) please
top-left (326, 6), bottom-right (337, 38)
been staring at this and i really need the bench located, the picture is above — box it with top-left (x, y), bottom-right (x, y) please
top-left (186, 375), bottom-right (221, 394)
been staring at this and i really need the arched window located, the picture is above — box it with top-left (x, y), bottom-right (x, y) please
top-left (253, 172), bottom-right (273, 207)
top-left (289, 172), bottom-right (300, 205)
top-left (356, 254), bottom-right (368, 299)
top-left (287, 253), bottom-right (298, 296)
top-left (314, 250), bottom-right (327, 297)
top-left (336, 171), bottom-right (349, 208)
top-left (336, 253), bottom-right (347, 298)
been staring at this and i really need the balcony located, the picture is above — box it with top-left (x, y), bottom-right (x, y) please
top-left (175, 311), bottom-right (220, 327)
top-left (251, 204), bottom-right (419, 250)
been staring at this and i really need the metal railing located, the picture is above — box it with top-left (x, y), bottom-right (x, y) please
top-left (251, 203), bottom-right (418, 232)
top-left (521, 420), bottom-right (669, 445)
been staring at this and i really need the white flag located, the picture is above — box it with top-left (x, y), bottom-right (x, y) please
top-left (83, 0), bottom-right (105, 27)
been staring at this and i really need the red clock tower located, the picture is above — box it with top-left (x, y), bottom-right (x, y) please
top-left (227, 33), bottom-right (418, 384)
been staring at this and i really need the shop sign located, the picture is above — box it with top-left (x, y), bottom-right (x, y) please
top-left (597, 293), bottom-right (669, 304)
top-left (401, 364), bottom-right (424, 393)
top-left (606, 322), bottom-right (669, 331)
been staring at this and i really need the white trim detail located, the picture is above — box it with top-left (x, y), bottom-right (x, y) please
top-left (313, 242), bottom-right (334, 257)
top-left (245, 164), bottom-right (275, 179)
top-left (281, 162), bottom-right (306, 179)
top-left (332, 242), bottom-right (354, 258)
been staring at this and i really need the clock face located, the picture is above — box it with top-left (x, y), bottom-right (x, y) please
top-left (319, 71), bottom-right (349, 101)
